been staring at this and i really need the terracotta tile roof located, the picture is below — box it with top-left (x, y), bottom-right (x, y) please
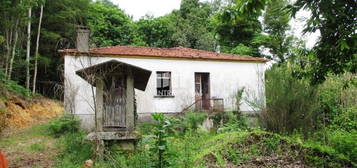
top-left (59, 46), bottom-right (269, 62)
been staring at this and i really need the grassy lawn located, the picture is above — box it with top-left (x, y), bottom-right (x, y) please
top-left (0, 124), bottom-right (58, 168)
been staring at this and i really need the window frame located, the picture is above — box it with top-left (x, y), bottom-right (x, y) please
top-left (155, 71), bottom-right (173, 97)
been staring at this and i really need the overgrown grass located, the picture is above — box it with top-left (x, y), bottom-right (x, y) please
top-left (91, 112), bottom-right (356, 167)
top-left (44, 115), bottom-right (93, 168)
top-left (0, 70), bottom-right (32, 98)
top-left (99, 127), bottom-right (355, 167)
top-left (55, 132), bottom-right (93, 168)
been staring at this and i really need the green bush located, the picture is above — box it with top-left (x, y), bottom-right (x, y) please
top-left (212, 112), bottom-right (231, 126)
top-left (181, 111), bottom-right (207, 131)
top-left (317, 73), bottom-right (357, 131)
top-left (328, 130), bottom-right (357, 163)
top-left (169, 111), bottom-right (207, 134)
top-left (216, 112), bottom-right (249, 133)
top-left (49, 116), bottom-right (92, 168)
top-left (0, 70), bottom-right (31, 98)
top-left (260, 64), bottom-right (319, 135)
top-left (56, 132), bottom-right (93, 167)
top-left (48, 115), bottom-right (80, 137)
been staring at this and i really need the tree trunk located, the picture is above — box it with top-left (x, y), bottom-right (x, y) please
top-left (4, 28), bottom-right (12, 78)
top-left (4, 15), bottom-right (15, 78)
top-left (8, 19), bottom-right (19, 81)
top-left (26, 7), bottom-right (32, 91)
top-left (32, 5), bottom-right (44, 94)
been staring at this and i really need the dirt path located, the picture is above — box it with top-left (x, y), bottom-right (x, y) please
top-left (0, 124), bottom-right (59, 168)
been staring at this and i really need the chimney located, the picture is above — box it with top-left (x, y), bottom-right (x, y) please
top-left (76, 26), bottom-right (90, 52)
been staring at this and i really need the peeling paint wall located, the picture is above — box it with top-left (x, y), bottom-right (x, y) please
top-left (64, 55), bottom-right (266, 129)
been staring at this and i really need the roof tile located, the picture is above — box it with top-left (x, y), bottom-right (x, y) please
top-left (59, 45), bottom-right (268, 62)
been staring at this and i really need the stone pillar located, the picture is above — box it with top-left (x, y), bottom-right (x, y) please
top-left (95, 79), bottom-right (104, 131)
top-left (126, 68), bottom-right (135, 130)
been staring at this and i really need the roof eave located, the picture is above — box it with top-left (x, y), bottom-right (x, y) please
top-left (60, 51), bottom-right (270, 63)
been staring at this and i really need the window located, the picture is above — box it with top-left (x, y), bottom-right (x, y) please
top-left (156, 71), bottom-right (172, 96)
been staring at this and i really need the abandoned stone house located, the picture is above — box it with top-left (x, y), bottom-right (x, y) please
top-left (59, 28), bottom-right (268, 138)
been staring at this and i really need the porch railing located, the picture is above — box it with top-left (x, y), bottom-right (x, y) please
top-left (181, 98), bottom-right (224, 113)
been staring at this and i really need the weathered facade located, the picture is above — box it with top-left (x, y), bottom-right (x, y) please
top-left (60, 27), bottom-right (268, 133)
top-left (61, 46), bottom-right (268, 131)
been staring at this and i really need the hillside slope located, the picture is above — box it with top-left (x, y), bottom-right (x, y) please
top-left (0, 79), bottom-right (63, 134)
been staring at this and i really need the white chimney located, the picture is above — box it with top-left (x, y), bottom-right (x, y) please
top-left (76, 26), bottom-right (90, 52)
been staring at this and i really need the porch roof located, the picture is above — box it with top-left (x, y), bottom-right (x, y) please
top-left (75, 60), bottom-right (151, 91)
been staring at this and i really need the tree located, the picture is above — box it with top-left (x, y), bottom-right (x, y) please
top-left (213, 0), bottom-right (274, 57)
top-left (32, 3), bottom-right (44, 93)
top-left (87, 1), bottom-right (139, 47)
top-left (135, 0), bottom-right (216, 50)
top-left (263, 0), bottom-right (292, 62)
top-left (35, 0), bottom-right (90, 97)
top-left (25, 7), bottom-right (32, 90)
top-left (172, 0), bottom-right (215, 50)
top-left (136, 15), bottom-right (176, 48)
top-left (214, 3), bottom-right (263, 56)
top-left (0, 0), bottom-right (27, 80)
top-left (7, 19), bottom-right (19, 80)
top-left (290, 0), bottom-right (357, 83)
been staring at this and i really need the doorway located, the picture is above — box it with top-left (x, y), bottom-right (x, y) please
top-left (195, 72), bottom-right (210, 110)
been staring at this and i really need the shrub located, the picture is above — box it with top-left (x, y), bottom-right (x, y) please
top-left (181, 111), bottom-right (207, 131)
top-left (212, 112), bottom-right (231, 127)
top-left (260, 64), bottom-right (319, 135)
top-left (317, 73), bottom-right (357, 131)
top-left (327, 130), bottom-right (357, 163)
top-left (56, 132), bottom-right (93, 167)
top-left (216, 112), bottom-right (249, 133)
top-left (48, 115), bottom-right (80, 137)
top-left (0, 70), bottom-right (31, 98)
top-left (169, 111), bottom-right (207, 134)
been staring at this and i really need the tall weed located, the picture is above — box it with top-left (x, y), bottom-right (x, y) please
top-left (56, 132), bottom-right (93, 167)
top-left (259, 64), bottom-right (319, 135)
top-left (169, 111), bottom-right (207, 135)
top-left (317, 73), bottom-right (357, 131)
top-left (151, 113), bottom-right (172, 168)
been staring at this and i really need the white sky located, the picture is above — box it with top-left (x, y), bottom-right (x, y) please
top-left (111, 0), bottom-right (320, 48)
top-left (112, 0), bottom-right (182, 20)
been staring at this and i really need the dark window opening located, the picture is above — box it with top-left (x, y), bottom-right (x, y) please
top-left (156, 71), bottom-right (172, 96)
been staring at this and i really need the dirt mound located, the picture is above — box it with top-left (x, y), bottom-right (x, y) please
top-left (196, 131), bottom-right (354, 168)
top-left (1, 96), bottom-right (63, 131)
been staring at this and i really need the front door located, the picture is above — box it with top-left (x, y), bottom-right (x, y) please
top-left (103, 74), bottom-right (126, 129)
top-left (195, 73), bottom-right (210, 110)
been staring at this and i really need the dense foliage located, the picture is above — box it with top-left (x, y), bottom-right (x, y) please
top-left (262, 64), bottom-right (319, 134)
top-left (0, 0), bottom-right (287, 97)
top-left (49, 111), bottom-right (356, 167)
top-left (290, 0), bottom-right (357, 83)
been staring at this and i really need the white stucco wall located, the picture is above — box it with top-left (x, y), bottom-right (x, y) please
top-left (64, 55), bottom-right (265, 129)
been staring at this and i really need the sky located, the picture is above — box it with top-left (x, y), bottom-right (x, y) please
top-left (112, 0), bottom-right (182, 20)
top-left (111, 0), bottom-right (320, 48)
